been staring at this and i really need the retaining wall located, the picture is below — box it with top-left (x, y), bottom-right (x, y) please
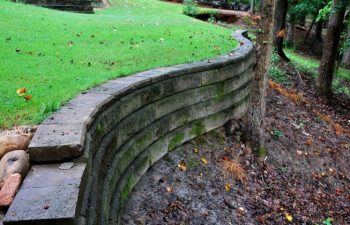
top-left (15, 0), bottom-right (94, 12)
top-left (3, 30), bottom-right (255, 225)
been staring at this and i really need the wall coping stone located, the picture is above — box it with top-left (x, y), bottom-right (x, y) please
top-left (4, 163), bottom-right (86, 225)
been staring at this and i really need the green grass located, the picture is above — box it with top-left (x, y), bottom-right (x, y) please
top-left (284, 49), bottom-right (350, 96)
top-left (285, 49), bottom-right (350, 81)
top-left (0, 0), bottom-right (238, 128)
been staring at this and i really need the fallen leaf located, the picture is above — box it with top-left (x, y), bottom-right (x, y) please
top-left (306, 138), bottom-right (313, 146)
top-left (222, 155), bottom-right (230, 161)
top-left (201, 158), bottom-right (208, 165)
top-left (16, 88), bottom-right (26, 96)
top-left (178, 161), bottom-right (186, 171)
top-left (166, 186), bottom-right (173, 192)
top-left (59, 162), bottom-right (75, 170)
top-left (237, 207), bottom-right (245, 214)
top-left (224, 183), bottom-right (232, 192)
top-left (193, 148), bottom-right (199, 153)
top-left (335, 188), bottom-right (343, 194)
top-left (284, 212), bottom-right (293, 222)
top-left (24, 95), bottom-right (32, 101)
top-left (67, 41), bottom-right (74, 47)
top-left (15, 49), bottom-right (22, 54)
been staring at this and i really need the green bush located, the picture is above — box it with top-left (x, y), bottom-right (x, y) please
top-left (269, 50), bottom-right (290, 85)
top-left (183, 0), bottom-right (198, 16)
top-left (269, 66), bottom-right (290, 86)
top-left (208, 15), bottom-right (216, 23)
top-left (271, 50), bottom-right (280, 64)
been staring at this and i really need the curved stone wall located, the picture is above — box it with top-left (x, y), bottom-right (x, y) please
top-left (3, 30), bottom-right (255, 225)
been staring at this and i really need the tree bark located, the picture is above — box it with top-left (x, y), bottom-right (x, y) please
top-left (259, 0), bottom-right (264, 12)
top-left (298, 15), bottom-right (306, 26)
top-left (273, 0), bottom-right (290, 61)
top-left (251, 0), bottom-right (255, 14)
top-left (317, 0), bottom-right (347, 97)
top-left (342, 25), bottom-right (350, 68)
top-left (244, 0), bottom-right (276, 156)
top-left (315, 20), bottom-right (323, 42)
top-left (286, 13), bottom-right (295, 45)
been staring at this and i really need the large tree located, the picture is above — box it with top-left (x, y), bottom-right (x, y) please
top-left (245, 0), bottom-right (276, 155)
top-left (273, 0), bottom-right (290, 61)
top-left (317, 0), bottom-right (348, 97)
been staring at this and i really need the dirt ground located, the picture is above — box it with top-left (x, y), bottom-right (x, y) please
top-left (121, 69), bottom-right (350, 224)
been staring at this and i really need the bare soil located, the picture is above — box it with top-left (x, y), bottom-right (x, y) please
top-left (121, 72), bottom-right (350, 224)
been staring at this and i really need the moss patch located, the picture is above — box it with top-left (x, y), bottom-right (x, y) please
top-left (190, 121), bottom-right (206, 137)
top-left (169, 132), bottom-right (185, 151)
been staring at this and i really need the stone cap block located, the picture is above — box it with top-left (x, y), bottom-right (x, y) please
top-left (3, 163), bottom-right (86, 225)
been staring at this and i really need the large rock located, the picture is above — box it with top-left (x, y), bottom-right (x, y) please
top-left (0, 134), bottom-right (33, 158)
top-left (0, 150), bottom-right (30, 188)
top-left (0, 173), bottom-right (22, 208)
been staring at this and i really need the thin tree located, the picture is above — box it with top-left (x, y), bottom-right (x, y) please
top-left (245, 0), bottom-right (276, 156)
top-left (273, 0), bottom-right (290, 61)
top-left (317, 0), bottom-right (348, 97)
top-left (341, 11), bottom-right (350, 68)
top-left (251, 0), bottom-right (256, 13)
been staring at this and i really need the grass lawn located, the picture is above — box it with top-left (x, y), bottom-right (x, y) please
top-left (285, 49), bottom-right (350, 81)
top-left (0, 0), bottom-right (238, 128)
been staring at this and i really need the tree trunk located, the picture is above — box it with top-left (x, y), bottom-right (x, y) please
top-left (261, 0), bottom-right (265, 12)
top-left (303, 17), bottom-right (316, 44)
top-left (286, 13), bottom-right (295, 45)
top-left (244, 0), bottom-right (276, 156)
top-left (298, 15), bottom-right (306, 27)
top-left (342, 25), bottom-right (350, 68)
top-left (251, 0), bottom-right (255, 14)
top-left (317, 0), bottom-right (347, 98)
top-left (273, 0), bottom-right (290, 61)
top-left (315, 20), bottom-right (323, 42)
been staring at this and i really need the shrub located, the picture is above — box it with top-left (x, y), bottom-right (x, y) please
top-left (269, 65), bottom-right (290, 86)
top-left (183, 0), bottom-right (198, 16)
top-left (241, 15), bottom-right (254, 26)
top-left (208, 15), bottom-right (216, 23)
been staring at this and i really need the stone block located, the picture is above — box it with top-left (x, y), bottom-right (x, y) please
top-left (4, 164), bottom-right (86, 225)
top-left (28, 123), bottom-right (85, 162)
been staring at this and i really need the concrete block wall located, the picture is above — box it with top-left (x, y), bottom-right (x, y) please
top-left (3, 30), bottom-right (255, 225)
top-left (17, 0), bottom-right (94, 12)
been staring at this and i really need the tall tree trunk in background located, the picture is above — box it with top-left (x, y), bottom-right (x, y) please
top-left (286, 13), bottom-right (295, 45)
top-left (318, 0), bottom-right (347, 97)
top-left (342, 25), bottom-right (350, 68)
top-left (315, 20), bottom-right (324, 42)
top-left (273, 0), bottom-right (290, 61)
top-left (304, 17), bottom-right (316, 43)
top-left (259, 0), bottom-right (264, 12)
top-left (298, 15), bottom-right (306, 26)
top-left (244, 0), bottom-right (275, 156)
top-left (251, 0), bottom-right (256, 14)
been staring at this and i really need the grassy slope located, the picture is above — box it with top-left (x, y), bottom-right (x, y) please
top-left (285, 49), bottom-right (350, 81)
top-left (0, 0), bottom-right (237, 128)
